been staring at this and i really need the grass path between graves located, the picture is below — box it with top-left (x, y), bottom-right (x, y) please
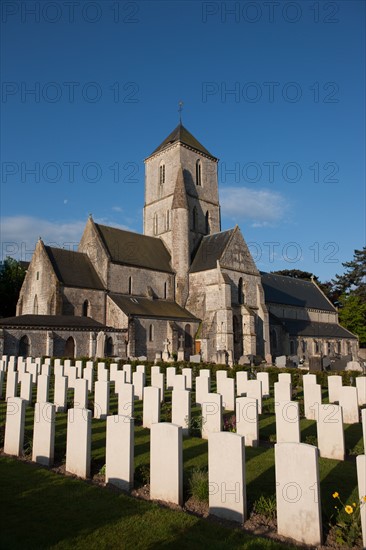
top-left (0, 456), bottom-right (295, 550)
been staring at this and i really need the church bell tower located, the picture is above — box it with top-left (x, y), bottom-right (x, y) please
top-left (143, 122), bottom-right (221, 305)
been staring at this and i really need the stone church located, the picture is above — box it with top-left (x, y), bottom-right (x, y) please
top-left (0, 124), bottom-right (358, 363)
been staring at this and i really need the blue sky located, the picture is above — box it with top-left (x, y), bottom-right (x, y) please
top-left (1, 0), bottom-right (365, 281)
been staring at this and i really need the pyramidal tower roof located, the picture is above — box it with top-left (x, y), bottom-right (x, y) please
top-left (148, 123), bottom-right (217, 160)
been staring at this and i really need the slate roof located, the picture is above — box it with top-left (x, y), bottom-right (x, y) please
top-left (281, 319), bottom-right (357, 339)
top-left (261, 272), bottom-right (336, 312)
top-left (190, 229), bottom-right (235, 273)
top-left (0, 315), bottom-right (120, 331)
top-left (95, 224), bottom-right (173, 273)
top-left (149, 123), bottom-right (217, 160)
top-left (109, 294), bottom-right (197, 320)
top-left (45, 247), bottom-right (105, 290)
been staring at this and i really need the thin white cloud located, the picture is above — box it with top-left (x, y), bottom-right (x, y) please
top-left (0, 215), bottom-right (133, 261)
top-left (220, 187), bottom-right (289, 227)
top-left (112, 206), bottom-right (123, 212)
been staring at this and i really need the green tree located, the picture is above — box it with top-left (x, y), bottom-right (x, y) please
top-left (0, 258), bottom-right (27, 318)
top-left (332, 247), bottom-right (366, 299)
top-left (338, 293), bottom-right (366, 347)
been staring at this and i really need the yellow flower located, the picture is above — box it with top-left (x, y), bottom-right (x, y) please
top-left (333, 492), bottom-right (339, 498)
top-left (352, 502), bottom-right (356, 507)
top-left (363, 496), bottom-right (366, 502)
top-left (345, 505), bottom-right (353, 514)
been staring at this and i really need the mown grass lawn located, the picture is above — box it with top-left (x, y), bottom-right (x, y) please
top-left (0, 368), bottom-right (364, 549)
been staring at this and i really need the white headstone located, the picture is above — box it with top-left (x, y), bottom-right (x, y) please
top-left (303, 373), bottom-right (317, 386)
top-left (362, 409), bottom-right (366, 450)
top-left (182, 368), bottom-right (192, 390)
top-left (328, 375), bottom-right (342, 403)
top-left (20, 372), bottom-right (32, 405)
top-left (109, 362), bottom-right (119, 383)
top-left (245, 380), bottom-right (262, 414)
top-left (41, 364), bottom-right (51, 377)
top-left (97, 365), bottom-right (109, 382)
top-left (236, 371), bottom-right (248, 396)
top-left (75, 360), bottom-right (83, 378)
top-left (66, 408), bottom-right (91, 478)
top-left (195, 376), bottom-right (210, 406)
top-left (36, 374), bottom-right (49, 403)
top-left (83, 364), bottom-right (94, 393)
top-left (106, 415), bottom-right (134, 491)
top-left (6, 369), bottom-right (18, 399)
top-left (208, 432), bottom-right (246, 523)
top-left (132, 371), bottom-right (144, 400)
top-left (275, 401), bottom-right (300, 443)
top-left (278, 373), bottom-right (291, 384)
top-left (217, 377), bottom-right (235, 410)
top-left (114, 370), bottom-right (127, 394)
top-left (346, 361), bottom-right (363, 372)
top-left (236, 397), bottom-right (258, 447)
top-left (123, 364), bottom-right (132, 384)
top-left (316, 404), bottom-right (345, 460)
top-left (32, 402), bottom-right (55, 466)
top-left (200, 368), bottom-right (211, 380)
top-left (4, 397), bottom-right (26, 456)
top-left (275, 355), bottom-right (286, 368)
top-left (54, 375), bottom-right (68, 412)
top-left (275, 443), bottom-right (322, 546)
top-left (166, 367), bottom-right (176, 390)
top-left (356, 376), bottom-right (366, 406)
top-left (151, 366), bottom-right (160, 376)
top-left (304, 383), bottom-right (322, 420)
top-left (74, 378), bottom-right (88, 409)
top-left (172, 389), bottom-right (190, 436)
top-left (202, 393), bottom-right (222, 440)
top-left (257, 372), bottom-right (269, 398)
top-left (173, 374), bottom-right (186, 391)
top-left (67, 366), bottom-right (78, 389)
top-left (356, 454), bottom-right (366, 548)
top-left (94, 381), bottom-right (110, 419)
top-left (274, 381), bottom-right (292, 403)
top-left (143, 386), bottom-right (160, 429)
top-left (339, 386), bottom-right (359, 424)
top-left (150, 423), bottom-right (183, 506)
top-left (216, 370), bottom-right (227, 383)
top-left (151, 372), bottom-right (164, 403)
top-left (136, 365), bottom-right (146, 385)
top-left (117, 384), bottom-right (134, 417)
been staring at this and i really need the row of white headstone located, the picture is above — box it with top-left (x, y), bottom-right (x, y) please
top-left (3, 395), bottom-right (365, 548)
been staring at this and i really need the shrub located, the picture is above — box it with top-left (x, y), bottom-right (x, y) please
top-left (253, 494), bottom-right (277, 520)
top-left (135, 464), bottom-right (150, 486)
top-left (186, 414), bottom-right (206, 437)
top-left (188, 468), bottom-right (209, 502)
top-left (305, 435), bottom-right (318, 446)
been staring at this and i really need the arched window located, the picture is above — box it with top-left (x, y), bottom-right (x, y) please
top-left (104, 336), bottom-right (114, 357)
top-left (64, 336), bottom-right (75, 358)
top-left (164, 281), bottom-right (167, 299)
top-left (82, 300), bottom-right (89, 317)
top-left (205, 211), bottom-right (209, 234)
top-left (33, 295), bottom-right (38, 315)
top-left (19, 335), bottom-right (30, 357)
top-left (302, 340), bottom-right (307, 353)
top-left (149, 324), bottom-right (154, 342)
top-left (128, 276), bottom-right (133, 295)
top-left (314, 340), bottom-right (320, 354)
top-left (238, 277), bottom-right (244, 305)
top-left (347, 341), bottom-right (352, 355)
top-left (196, 159), bottom-right (202, 186)
top-left (337, 341), bottom-right (341, 355)
top-left (233, 315), bottom-right (240, 343)
top-left (192, 206), bottom-right (198, 230)
top-left (153, 213), bottom-right (158, 235)
top-left (159, 163), bottom-right (165, 185)
top-left (159, 164), bottom-right (165, 198)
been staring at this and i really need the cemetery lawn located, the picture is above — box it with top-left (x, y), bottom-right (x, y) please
top-left (0, 374), bottom-right (364, 549)
top-left (0, 455), bottom-right (295, 550)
